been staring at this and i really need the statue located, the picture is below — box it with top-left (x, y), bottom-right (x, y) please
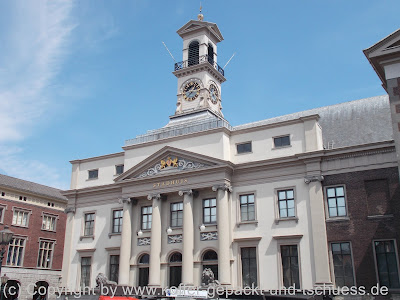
top-left (95, 273), bottom-right (117, 288)
top-left (201, 268), bottom-right (219, 286)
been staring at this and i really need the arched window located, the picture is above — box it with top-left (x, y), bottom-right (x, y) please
top-left (202, 250), bottom-right (218, 280)
top-left (138, 254), bottom-right (150, 287)
top-left (188, 41), bottom-right (199, 66)
top-left (208, 43), bottom-right (214, 65)
top-left (169, 252), bottom-right (182, 287)
top-left (33, 281), bottom-right (49, 300)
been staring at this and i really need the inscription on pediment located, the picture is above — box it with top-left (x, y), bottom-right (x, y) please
top-left (138, 156), bottom-right (209, 178)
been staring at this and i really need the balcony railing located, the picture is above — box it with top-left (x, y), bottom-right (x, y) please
top-left (174, 54), bottom-right (225, 76)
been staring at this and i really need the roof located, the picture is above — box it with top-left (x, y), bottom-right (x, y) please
top-left (0, 173), bottom-right (67, 202)
top-left (234, 95), bottom-right (392, 149)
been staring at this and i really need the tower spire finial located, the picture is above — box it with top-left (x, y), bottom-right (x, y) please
top-left (198, 2), bottom-right (204, 21)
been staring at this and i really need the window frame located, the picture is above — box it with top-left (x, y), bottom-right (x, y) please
top-left (109, 254), bottom-right (120, 283)
top-left (87, 169), bottom-right (99, 180)
top-left (80, 256), bottom-right (92, 288)
top-left (274, 187), bottom-right (298, 223)
top-left (275, 237), bottom-right (302, 290)
top-left (137, 253), bottom-right (150, 287)
top-left (11, 207), bottom-right (31, 228)
top-left (41, 213), bottom-right (58, 232)
top-left (372, 239), bottom-right (400, 289)
top-left (273, 135), bottom-right (291, 149)
top-left (115, 164), bottom-right (124, 176)
top-left (0, 204), bottom-right (7, 224)
top-left (168, 251), bottom-right (183, 287)
top-left (37, 238), bottom-right (56, 269)
top-left (170, 202), bottom-right (183, 228)
top-left (237, 192), bottom-right (257, 224)
top-left (201, 249), bottom-right (219, 281)
top-left (329, 241), bottom-right (356, 288)
top-left (6, 235), bottom-right (27, 267)
top-left (236, 141), bottom-right (252, 155)
top-left (203, 198), bottom-right (217, 225)
top-left (81, 211), bottom-right (96, 239)
top-left (324, 185), bottom-right (349, 220)
top-left (239, 246), bottom-right (259, 288)
top-left (111, 209), bottom-right (123, 234)
top-left (141, 205), bottom-right (152, 231)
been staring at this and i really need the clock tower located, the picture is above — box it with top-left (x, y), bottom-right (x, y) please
top-left (172, 13), bottom-right (226, 118)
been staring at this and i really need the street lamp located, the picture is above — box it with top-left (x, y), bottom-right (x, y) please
top-left (0, 226), bottom-right (14, 276)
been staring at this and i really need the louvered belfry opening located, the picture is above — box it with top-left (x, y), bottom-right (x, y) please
top-left (208, 43), bottom-right (214, 64)
top-left (188, 41), bottom-right (199, 66)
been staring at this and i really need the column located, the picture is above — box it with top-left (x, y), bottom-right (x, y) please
top-left (118, 198), bottom-right (132, 285)
top-left (212, 184), bottom-right (232, 286)
top-left (305, 175), bottom-right (332, 286)
top-left (148, 194), bottom-right (162, 286)
top-left (179, 189), bottom-right (194, 285)
top-left (61, 207), bottom-right (75, 288)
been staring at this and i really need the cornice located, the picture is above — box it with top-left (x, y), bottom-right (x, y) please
top-left (69, 151), bottom-right (124, 165)
top-left (62, 184), bottom-right (121, 198)
top-left (172, 62), bottom-right (226, 84)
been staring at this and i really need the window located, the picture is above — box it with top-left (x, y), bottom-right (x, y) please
top-left (37, 240), bottom-right (54, 268)
top-left (12, 209), bottom-right (29, 227)
top-left (188, 41), bottom-right (199, 66)
top-left (365, 179), bottom-right (390, 215)
top-left (240, 194), bottom-right (255, 222)
top-left (331, 242), bottom-right (354, 287)
top-left (7, 237), bottom-right (25, 266)
top-left (170, 202), bottom-right (183, 227)
top-left (1, 192), bottom-right (4, 197)
top-left (0, 207), bottom-right (5, 223)
top-left (109, 255), bottom-right (119, 283)
top-left (203, 198), bottom-right (217, 224)
top-left (84, 213), bottom-right (95, 236)
top-left (42, 214), bottom-right (56, 231)
top-left (278, 189), bottom-right (295, 218)
top-left (202, 250), bottom-right (218, 281)
top-left (88, 169), bottom-right (98, 179)
top-left (241, 247), bottom-right (257, 287)
top-left (141, 206), bottom-right (152, 230)
top-left (169, 252), bottom-right (182, 287)
top-left (19, 196), bottom-right (26, 201)
top-left (326, 186), bottom-right (347, 217)
top-left (374, 240), bottom-right (400, 288)
top-left (274, 135), bottom-right (290, 148)
top-left (281, 245), bottom-right (300, 288)
top-left (208, 43), bottom-right (214, 64)
top-left (138, 254), bottom-right (150, 287)
top-left (115, 165), bottom-right (124, 175)
top-left (81, 257), bottom-right (91, 287)
top-left (237, 142), bottom-right (252, 154)
top-left (112, 210), bottom-right (123, 233)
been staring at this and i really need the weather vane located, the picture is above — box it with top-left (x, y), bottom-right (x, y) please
top-left (198, 2), bottom-right (204, 21)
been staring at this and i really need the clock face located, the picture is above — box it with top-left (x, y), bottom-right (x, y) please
top-left (209, 84), bottom-right (219, 104)
top-left (183, 81), bottom-right (201, 101)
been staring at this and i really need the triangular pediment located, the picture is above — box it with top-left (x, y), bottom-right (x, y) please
top-left (364, 29), bottom-right (400, 59)
top-left (115, 146), bottom-right (230, 181)
top-left (177, 20), bottom-right (223, 42)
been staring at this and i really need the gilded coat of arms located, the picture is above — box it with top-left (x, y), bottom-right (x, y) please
top-left (160, 157), bottom-right (178, 169)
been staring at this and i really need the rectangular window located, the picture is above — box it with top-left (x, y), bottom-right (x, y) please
top-left (141, 206), bottom-right (152, 230)
top-left (326, 186), bottom-right (347, 217)
top-left (42, 214), bottom-right (56, 231)
top-left (274, 135), bottom-right (290, 148)
top-left (109, 255), bottom-right (119, 283)
top-left (203, 198), bottom-right (217, 224)
top-left (237, 142), bottom-right (252, 154)
top-left (278, 189), bottom-right (295, 218)
top-left (84, 213), bottom-right (95, 236)
top-left (88, 169), bottom-right (98, 179)
top-left (170, 202), bottom-right (183, 227)
top-left (12, 209), bottom-right (29, 227)
top-left (374, 240), bottom-right (400, 288)
top-left (331, 242), bottom-right (354, 287)
top-left (240, 194), bottom-right (255, 221)
top-left (112, 210), bottom-right (123, 233)
top-left (0, 207), bottom-right (5, 223)
top-left (115, 165), bottom-right (124, 175)
top-left (281, 245), bottom-right (300, 288)
top-left (37, 240), bottom-right (55, 268)
top-left (241, 247), bottom-right (257, 287)
top-left (7, 237), bottom-right (25, 266)
top-left (81, 257), bottom-right (92, 287)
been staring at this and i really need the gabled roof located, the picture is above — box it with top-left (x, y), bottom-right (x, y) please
top-left (0, 173), bottom-right (67, 202)
top-left (364, 29), bottom-right (400, 89)
top-left (177, 20), bottom-right (223, 42)
top-left (115, 146), bottom-right (232, 181)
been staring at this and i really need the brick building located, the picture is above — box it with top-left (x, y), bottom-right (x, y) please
top-left (0, 174), bottom-right (67, 300)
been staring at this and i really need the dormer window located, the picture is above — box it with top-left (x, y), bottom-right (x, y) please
top-left (188, 41), bottom-right (199, 66)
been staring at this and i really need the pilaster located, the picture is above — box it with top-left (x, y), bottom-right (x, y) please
top-left (118, 198), bottom-right (132, 285)
top-left (61, 207), bottom-right (75, 288)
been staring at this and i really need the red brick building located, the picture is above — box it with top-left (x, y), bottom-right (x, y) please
top-left (0, 174), bottom-right (67, 300)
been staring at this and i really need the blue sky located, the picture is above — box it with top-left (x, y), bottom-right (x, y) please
top-left (0, 0), bottom-right (399, 189)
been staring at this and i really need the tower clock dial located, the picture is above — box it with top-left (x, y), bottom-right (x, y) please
top-left (183, 81), bottom-right (201, 101)
top-left (209, 84), bottom-right (219, 104)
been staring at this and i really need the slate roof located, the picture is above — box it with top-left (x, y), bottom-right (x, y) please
top-left (0, 174), bottom-right (67, 202)
top-left (234, 95), bottom-right (392, 149)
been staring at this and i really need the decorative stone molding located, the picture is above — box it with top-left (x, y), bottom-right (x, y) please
top-left (118, 197), bottom-right (131, 205)
top-left (178, 189), bottom-right (193, 196)
top-left (138, 237), bottom-right (151, 246)
top-left (64, 207), bottom-right (75, 214)
top-left (304, 175), bottom-right (324, 184)
top-left (138, 157), bottom-right (206, 178)
top-left (147, 194), bottom-right (162, 201)
top-left (168, 234), bottom-right (183, 244)
top-left (212, 184), bottom-right (232, 193)
top-left (200, 231), bottom-right (218, 241)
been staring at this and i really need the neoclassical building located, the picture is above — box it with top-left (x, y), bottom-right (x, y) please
top-left (62, 16), bottom-right (400, 295)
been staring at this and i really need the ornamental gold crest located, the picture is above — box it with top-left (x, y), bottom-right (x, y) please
top-left (160, 157), bottom-right (178, 169)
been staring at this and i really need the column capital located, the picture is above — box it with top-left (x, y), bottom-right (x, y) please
top-left (178, 189), bottom-right (193, 196)
top-left (64, 207), bottom-right (75, 214)
top-left (147, 193), bottom-right (162, 201)
top-left (304, 175), bottom-right (324, 184)
top-left (212, 184), bottom-right (232, 193)
top-left (118, 197), bottom-right (131, 205)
